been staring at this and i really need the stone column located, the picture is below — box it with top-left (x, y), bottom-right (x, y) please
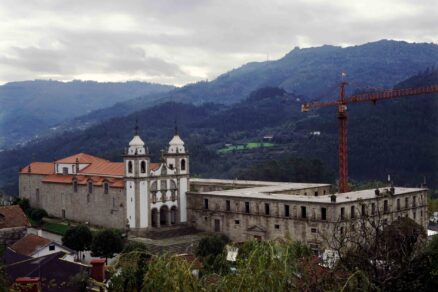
top-left (157, 211), bottom-right (161, 228)
top-left (167, 210), bottom-right (172, 226)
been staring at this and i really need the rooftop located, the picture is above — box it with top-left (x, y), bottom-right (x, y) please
top-left (0, 205), bottom-right (30, 229)
top-left (190, 179), bottom-right (425, 204)
top-left (11, 234), bottom-right (52, 256)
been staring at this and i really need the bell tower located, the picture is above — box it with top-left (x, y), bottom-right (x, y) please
top-left (164, 126), bottom-right (189, 223)
top-left (124, 121), bottom-right (150, 231)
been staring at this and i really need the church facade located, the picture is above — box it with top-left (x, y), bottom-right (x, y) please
top-left (19, 131), bottom-right (189, 234)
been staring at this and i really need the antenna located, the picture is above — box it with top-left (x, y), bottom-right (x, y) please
top-left (174, 118), bottom-right (178, 135)
top-left (134, 117), bottom-right (139, 135)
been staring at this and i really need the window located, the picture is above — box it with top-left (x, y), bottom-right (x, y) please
top-left (169, 164), bottom-right (174, 170)
top-left (73, 180), bottom-right (78, 192)
top-left (265, 203), bottom-right (270, 215)
top-left (161, 180), bottom-right (167, 190)
top-left (181, 159), bottom-right (186, 171)
top-left (204, 198), bottom-right (209, 209)
top-left (87, 193), bottom-right (90, 203)
top-left (405, 197), bottom-right (409, 208)
top-left (301, 206), bottom-right (307, 219)
top-left (88, 181), bottom-right (93, 194)
top-left (340, 227), bottom-right (344, 235)
top-left (371, 203), bottom-right (376, 215)
top-left (112, 197), bottom-right (116, 208)
top-left (275, 224), bottom-right (280, 229)
top-left (397, 199), bottom-right (400, 211)
top-left (171, 190), bottom-right (176, 201)
top-left (35, 188), bottom-right (40, 203)
top-left (104, 182), bottom-right (109, 194)
top-left (152, 192), bottom-right (157, 204)
top-left (314, 191), bottom-right (318, 196)
top-left (284, 205), bottom-right (290, 217)
top-left (49, 244), bottom-right (55, 251)
top-left (383, 200), bottom-right (389, 213)
top-left (141, 161), bottom-right (146, 173)
top-left (341, 207), bottom-right (345, 220)
top-left (413, 196), bottom-right (417, 207)
top-left (234, 220), bottom-right (240, 225)
top-left (62, 209), bottom-right (66, 219)
top-left (311, 228), bottom-right (317, 233)
top-left (62, 167), bottom-right (68, 175)
top-left (413, 211), bottom-right (416, 219)
top-left (226, 200), bottom-right (231, 211)
top-left (321, 207), bottom-right (327, 221)
top-left (361, 204), bottom-right (366, 217)
top-left (245, 202), bottom-right (250, 213)
top-left (351, 206), bottom-right (355, 219)
top-left (128, 161), bottom-right (133, 173)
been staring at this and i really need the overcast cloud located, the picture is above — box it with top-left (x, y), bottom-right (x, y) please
top-left (0, 0), bottom-right (436, 86)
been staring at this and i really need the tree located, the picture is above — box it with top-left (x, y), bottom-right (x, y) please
top-left (109, 242), bottom-right (151, 291)
top-left (325, 207), bottom-right (429, 291)
top-left (195, 234), bottom-right (229, 272)
top-left (29, 208), bottom-right (48, 222)
top-left (15, 198), bottom-right (30, 214)
top-left (91, 229), bottom-right (123, 260)
top-left (62, 225), bottom-right (93, 259)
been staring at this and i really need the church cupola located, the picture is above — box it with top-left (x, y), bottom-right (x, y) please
top-left (124, 120), bottom-right (150, 178)
top-left (167, 126), bottom-right (185, 154)
top-left (126, 120), bottom-right (148, 156)
top-left (164, 125), bottom-right (189, 175)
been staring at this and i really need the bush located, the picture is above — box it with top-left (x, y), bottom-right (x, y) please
top-left (62, 225), bottom-right (93, 253)
top-left (91, 229), bottom-right (123, 259)
top-left (122, 241), bottom-right (148, 253)
top-left (15, 198), bottom-right (30, 214)
top-left (29, 208), bottom-right (48, 222)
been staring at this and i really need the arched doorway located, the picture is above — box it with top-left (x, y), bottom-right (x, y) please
top-left (151, 209), bottom-right (158, 227)
top-left (170, 206), bottom-right (177, 225)
top-left (160, 205), bottom-right (169, 226)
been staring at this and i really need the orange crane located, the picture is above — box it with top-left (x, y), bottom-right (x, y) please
top-left (301, 82), bottom-right (438, 193)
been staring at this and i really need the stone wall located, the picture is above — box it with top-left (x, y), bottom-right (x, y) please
top-left (0, 227), bottom-right (27, 245)
top-left (19, 174), bottom-right (126, 229)
top-left (187, 189), bottom-right (428, 252)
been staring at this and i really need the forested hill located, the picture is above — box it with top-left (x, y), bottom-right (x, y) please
top-left (0, 80), bottom-right (174, 149)
top-left (59, 40), bottom-right (438, 131)
top-left (1, 70), bottom-right (437, 195)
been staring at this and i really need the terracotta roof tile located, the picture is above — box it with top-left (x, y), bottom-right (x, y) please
top-left (0, 205), bottom-right (30, 229)
top-left (11, 234), bottom-right (52, 256)
top-left (19, 162), bottom-right (54, 175)
top-left (42, 175), bottom-right (125, 188)
top-left (150, 163), bottom-right (160, 171)
top-left (80, 161), bottom-right (124, 177)
top-left (55, 153), bottom-right (108, 164)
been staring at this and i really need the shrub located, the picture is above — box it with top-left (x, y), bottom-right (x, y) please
top-left (29, 208), bottom-right (48, 222)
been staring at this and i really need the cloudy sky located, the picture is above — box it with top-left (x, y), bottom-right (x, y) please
top-left (0, 0), bottom-right (436, 86)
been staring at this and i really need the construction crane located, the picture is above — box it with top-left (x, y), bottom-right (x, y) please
top-left (301, 82), bottom-right (438, 193)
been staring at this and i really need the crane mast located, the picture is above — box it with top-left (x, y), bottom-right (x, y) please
top-left (302, 83), bottom-right (438, 193)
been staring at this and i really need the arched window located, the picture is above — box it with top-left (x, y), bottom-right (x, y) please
top-left (181, 159), bottom-right (186, 171)
top-left (104, 182), bottom-right (109, 194)
top-left (128, 161), bottom-right (133, 173)
top-left (141, 161), bottom-right (146, 173)
top-left (73, 179), bottom-right (78, 193)
top-left (88, 181), bottom-right (93, 194)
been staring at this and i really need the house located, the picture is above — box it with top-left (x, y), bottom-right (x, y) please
top-left (10, 233), bottom-right (73, 258)
top-left (0, 205), bottom-right (30, 245)
top-left (4, 249), bottom-right (90, 291)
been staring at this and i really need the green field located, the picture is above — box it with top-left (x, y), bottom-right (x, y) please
top-left (42, 222), bottom-right (70, 235)
top-left (218, 142), bottom-right (274, 154)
